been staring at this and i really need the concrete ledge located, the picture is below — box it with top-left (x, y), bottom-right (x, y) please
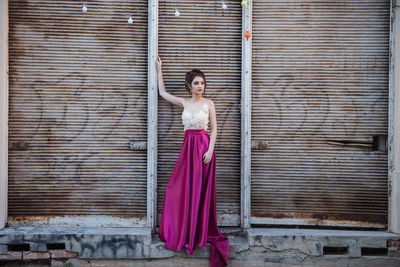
top-left (0, 226), bottom-right (247, 261)
top-left (149, 233), bottom-right (248, 259)
top-left (0, 226), bottom-right (153, 259)
top-left (0, 226), bottom-right (400, 266)
top-left (247, 228), bottom-right (400, 258)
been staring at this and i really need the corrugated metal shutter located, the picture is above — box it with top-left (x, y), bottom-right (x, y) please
top-left (251, 0), bottom-right (389, 227)
top-left (8, 0), bottom-right (148, 225)
top-left (157, 0), bottom-right (242, 226)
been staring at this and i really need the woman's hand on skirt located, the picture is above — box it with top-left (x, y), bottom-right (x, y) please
top-left (202, 150), bottom-right (213, 164)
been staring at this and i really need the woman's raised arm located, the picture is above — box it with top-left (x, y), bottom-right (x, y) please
top-left (157, 56), bottom-right (185, 107)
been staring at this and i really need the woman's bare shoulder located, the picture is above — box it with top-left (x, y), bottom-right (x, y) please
top-left (204, 98), bottom-right (214, 106)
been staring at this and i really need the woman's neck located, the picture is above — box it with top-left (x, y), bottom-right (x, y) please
top-left (191, 94), bottom-right (203, 101)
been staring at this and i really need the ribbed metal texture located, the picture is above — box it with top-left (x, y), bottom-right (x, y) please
top-left (251, 0), bottom-right (389, 226)
top-left (8, 0), bottom-right (148, 219)
top-left (157, 0), bottom-right (242, 225)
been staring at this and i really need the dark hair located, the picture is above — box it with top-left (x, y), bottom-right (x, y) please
top-left (185, 69), bottom-right (206, 95)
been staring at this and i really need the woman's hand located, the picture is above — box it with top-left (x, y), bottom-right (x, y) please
top-left (202, 150), bottom-right (213, 165)
top-left (157, 55), bottom-right (162, 70)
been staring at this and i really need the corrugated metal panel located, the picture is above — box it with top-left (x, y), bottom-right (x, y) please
top-left (157, 0), bottom-right (241, 226)
top-left (8, 0), bottom-right (148, 224)
top-left (251, 0), bottom-right (389, 227)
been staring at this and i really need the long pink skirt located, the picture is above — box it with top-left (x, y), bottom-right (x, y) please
top-left (159, 129), bottom-right (229, 267)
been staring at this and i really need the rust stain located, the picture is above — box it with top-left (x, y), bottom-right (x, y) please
top-left (8, 215), bottom-right (146, 225)
top-left (252, 212), bottom-right (387, 227)
top-left (251, 140), bottom-right (269, 150)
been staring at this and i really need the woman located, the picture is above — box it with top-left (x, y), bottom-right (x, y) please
top-left (157, 56), bottom-right (229, 267)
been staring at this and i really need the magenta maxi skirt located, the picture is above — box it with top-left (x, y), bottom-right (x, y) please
top-left (158, 129), bottom-right (229, 267)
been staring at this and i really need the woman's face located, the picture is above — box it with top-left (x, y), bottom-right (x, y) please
top-left (190, 76), bottom-right (205, 95)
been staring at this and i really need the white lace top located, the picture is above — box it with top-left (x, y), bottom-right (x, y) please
top-left (182, 101), bottom-right (209, 131)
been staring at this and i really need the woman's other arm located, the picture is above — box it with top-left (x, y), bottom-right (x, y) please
top-left (157, 56), bottom-right (184, 107)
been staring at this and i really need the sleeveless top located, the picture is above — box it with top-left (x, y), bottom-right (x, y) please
top-left (182, 100), bottom-right (209, 131)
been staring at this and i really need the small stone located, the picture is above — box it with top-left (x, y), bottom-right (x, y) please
top-left (0, 252), bottom-right (22, 260)
top-left (23, 251), bottom-right (51, 260)
top-left (388, 239), bottom-right (400, 248)
top-left (50, 250), bottom-right (78, 259)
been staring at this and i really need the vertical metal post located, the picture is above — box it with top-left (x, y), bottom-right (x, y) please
top-left (241, 0), bottom-right (252, 229)
top-left (147, 0), bottom-right (158, 230)
top-left (389, 0), bottom-right (400, 234)
top-left (0, 0), bottom-right (9, 230)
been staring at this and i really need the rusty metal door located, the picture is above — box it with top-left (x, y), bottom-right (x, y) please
top-left (251, 0), bottom-right (390, 227)
top-left (157, 0), bottom-right (242, 226)
top-left (8, 0), bottom-right (148, 226)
